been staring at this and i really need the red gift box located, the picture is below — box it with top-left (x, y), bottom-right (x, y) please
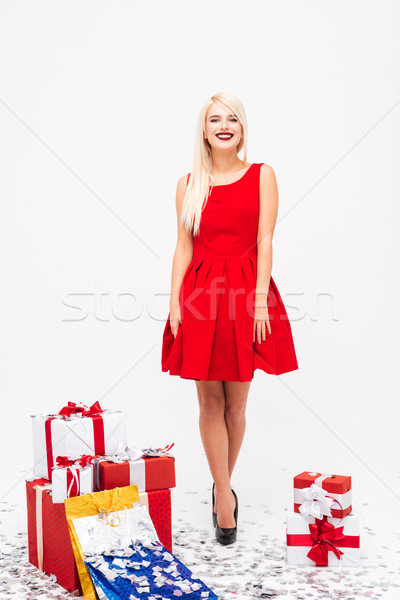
top-left (97, 455), bottom-right (176, 493)
top-left (294, 471), bottom-right (352, 519)
top-left (26, 478), bottom-right (81, 594)
top-left (26, 479), bottom-right (173, 594)
top-left (137, 488), bottom-right (173, 552)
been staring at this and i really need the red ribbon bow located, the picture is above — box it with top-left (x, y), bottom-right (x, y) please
top-left (55, 454), bottom-right (95, 468)
top-left (307, 518), bottom-right (346, 565)
top-left (55, 456), bottom-right (75, 467)
top-left (58, 401), bottom-right (103, 418)
top-left (74, 454), bottom-right (95, 467)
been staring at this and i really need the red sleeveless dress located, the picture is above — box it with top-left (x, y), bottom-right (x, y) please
top-left (161, 163), bottom-right (298, 382)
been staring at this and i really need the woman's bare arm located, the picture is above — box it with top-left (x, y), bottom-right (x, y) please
top-left (169, 175), bottom-right (194, 335)
top-left (254, 164), bottom-right (279, 342)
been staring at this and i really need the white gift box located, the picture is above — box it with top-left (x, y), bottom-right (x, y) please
top-left (31, 406), bottom-right (127, 479)
top-left (51, 464), bottom-right (94, 504)
top-left (286, 510), bottom-right (360, 567)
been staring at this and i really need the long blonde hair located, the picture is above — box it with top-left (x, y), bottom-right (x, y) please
top-left (181, 93), bottom-right (248, 237)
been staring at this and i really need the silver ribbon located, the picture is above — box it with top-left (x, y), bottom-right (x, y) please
top-left (100, 442), bottom-right (144, 464)
top-left (141, 443), bottom-right (174, 457)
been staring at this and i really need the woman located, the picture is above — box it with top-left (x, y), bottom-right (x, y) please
top-left (161, 92), bottom-right (298, 545)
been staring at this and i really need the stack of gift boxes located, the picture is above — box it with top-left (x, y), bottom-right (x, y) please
top-left (26, 402), bottom-right (177, 596)
top-left (286, 471), bottom-right (360, 566)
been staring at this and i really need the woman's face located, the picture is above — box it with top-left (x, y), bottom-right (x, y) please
top-left (204, 103), bottom-right (243, 151)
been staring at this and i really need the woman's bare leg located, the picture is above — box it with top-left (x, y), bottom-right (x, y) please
top-left (195, 380), bottom-right (236, 528)
top-left (195, 379), bottom-right (250, 528)
top-left (223, 380), bottom-right (251, 478)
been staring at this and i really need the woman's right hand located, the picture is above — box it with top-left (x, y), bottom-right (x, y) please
top-left (169, 302), bottom-right (182, 339)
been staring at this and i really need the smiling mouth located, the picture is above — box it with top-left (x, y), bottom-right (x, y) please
top-left (216, 133), bottom-right (234, 140)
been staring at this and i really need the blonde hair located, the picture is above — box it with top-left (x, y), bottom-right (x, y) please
top-left (181, 93), bottom-right (248, 237)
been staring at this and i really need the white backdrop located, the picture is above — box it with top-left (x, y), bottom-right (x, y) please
top-left (0, 1), bottom-right (399, 596)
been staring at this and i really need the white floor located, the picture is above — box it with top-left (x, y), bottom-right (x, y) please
top-left (1, 458), bottom-right (400, 600)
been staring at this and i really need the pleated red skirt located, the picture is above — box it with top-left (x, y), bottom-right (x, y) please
top-left (161, 163), bottom-right (299, 382)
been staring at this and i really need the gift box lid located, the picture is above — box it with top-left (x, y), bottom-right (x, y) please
top-left (294, 471), bottom-right (351, 493)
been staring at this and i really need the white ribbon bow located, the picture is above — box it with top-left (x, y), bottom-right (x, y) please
top-left (102, 442), bottom-right (144, 464)
top-left (298, 483), bottom-right (335, 519)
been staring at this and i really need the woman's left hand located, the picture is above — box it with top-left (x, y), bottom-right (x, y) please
top-left (253, 304), bottom-right (271, 344)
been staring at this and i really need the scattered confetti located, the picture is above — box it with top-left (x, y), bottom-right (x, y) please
top-left (1, 491), bottom-right (400, 599)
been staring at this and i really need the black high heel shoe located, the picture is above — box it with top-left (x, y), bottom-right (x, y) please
top-left (215, 488), bottom-right (238, 545)
top-left (212, 482), bottom-right (217, 528)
